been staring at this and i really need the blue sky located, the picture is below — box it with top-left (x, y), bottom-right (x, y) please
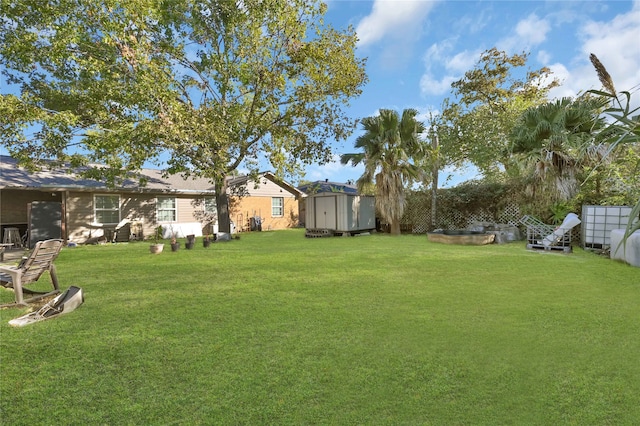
top-left (300, 0), bottom-right (640, 187)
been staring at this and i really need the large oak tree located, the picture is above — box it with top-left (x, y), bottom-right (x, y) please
top-left (0, 0), bottom-right (367, 232)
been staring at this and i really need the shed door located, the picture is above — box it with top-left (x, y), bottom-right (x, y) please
top-left (315, 196), bottom-right (336, 229)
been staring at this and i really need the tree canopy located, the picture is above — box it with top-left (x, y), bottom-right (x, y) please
top-left (510, 96), bottom-right (608, 201)
top-left (0, 0), bottom-right (367, 231)
top-left (441, 48), bottom-right (559, 178)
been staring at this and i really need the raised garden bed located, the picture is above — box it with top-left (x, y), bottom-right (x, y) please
top-left (427, 230), bottom-right (495, 245)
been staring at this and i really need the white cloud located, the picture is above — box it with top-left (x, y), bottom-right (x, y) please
top-left (547, 2), bottom-right (640, 102)
top-left (537, 50), bottom-right (551, 64)
top-left (498, 14), bottom-right (551, 53)
top-left (444, 50), bottom-right (480, 73)
top-left (515, 14), bottom-right (550, 45)
top-left (445, 49), bottom-right (482, 73)
top-left (578, 2), bottom-right (640, 94)
top-left (420, 45), bottom-right (481, 96)
top-left (423, 39), bottom-right (455, 64)
top-left (355, 0), bottom-right (437, 47)
top-left (303, 154), bottom-right (364, 184)
top-left (545, 63), bottom-right (576, 100)
top-left (419, 73), bottom-right (457, 96)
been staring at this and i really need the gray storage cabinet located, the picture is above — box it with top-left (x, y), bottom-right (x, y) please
top-left (305, 193), bottom-right (375, 234)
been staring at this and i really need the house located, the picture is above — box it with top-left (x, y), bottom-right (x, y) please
top-left (0, 156), bottom-right (303, 246)
top-left (226, 173), bottom-right (303, 232)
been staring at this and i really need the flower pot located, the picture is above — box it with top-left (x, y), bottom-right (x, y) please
top-left (149, 243), bottom-right (164, 254)
top-left (203, 239), bottom-right (211, 248)
top-left (171, 242), bottom-right (180, 252)
top-left (186, 234), bottom-right (196, 249)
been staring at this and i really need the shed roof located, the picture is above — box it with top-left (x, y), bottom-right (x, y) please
top-left (298, 180), bottom-right (358, 195)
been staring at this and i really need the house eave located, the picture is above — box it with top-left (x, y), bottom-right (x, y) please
top-left (1, 185), bottom-right (216, 196)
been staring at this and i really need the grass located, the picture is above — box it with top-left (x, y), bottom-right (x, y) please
top-left (1, 229), bottom-right (639, 424)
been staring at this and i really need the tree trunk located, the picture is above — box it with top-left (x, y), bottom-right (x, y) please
top-left (431, 132), bottom-right (439, 230)
top-left (390, 220), bottom-right (401, 235)
top-left (215, 176), bottom-right (232, 233)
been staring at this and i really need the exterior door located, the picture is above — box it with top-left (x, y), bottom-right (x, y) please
top-left (315, 196), bottom-right (336, 229)
top-left (28, 201), bottom-right (62, 248)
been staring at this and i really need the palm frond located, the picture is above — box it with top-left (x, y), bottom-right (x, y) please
top-left (340, 152), bottom-right (364, 166)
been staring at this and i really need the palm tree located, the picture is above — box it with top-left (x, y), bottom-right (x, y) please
top-left (341, 109), bottom-right (426, 235)
top-left (510, 96), bottom-right (607, 201)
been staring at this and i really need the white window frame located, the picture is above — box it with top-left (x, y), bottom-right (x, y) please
top-left (93, 194), bottom-right (120, 225)
top-left (156, 196), bottom-right (177, 223)
top-left (272, 197), bottom-right (284, 217)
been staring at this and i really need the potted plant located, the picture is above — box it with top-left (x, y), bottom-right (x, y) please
top-left (203, 234), bottom-right (212, 248)
top-left (170, 234), bottom-right (180, 252)
top-left (149, 226), bottom-right (164, 254)
top-left (186, 234), bottom-right (196, 249)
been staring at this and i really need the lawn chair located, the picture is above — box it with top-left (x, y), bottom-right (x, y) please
top-left (0, 239), bottom-right (63, 306)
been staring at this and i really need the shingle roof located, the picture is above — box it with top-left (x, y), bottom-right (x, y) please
top-left (227, 171), bottom-right (304, 198)
top-left (0, 155), bottom-right (215, 194)
top-left (0, 156), bottom-right (306, 198)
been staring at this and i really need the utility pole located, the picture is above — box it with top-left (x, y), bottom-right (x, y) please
top-left (431, 130), bottom-right (439, 230)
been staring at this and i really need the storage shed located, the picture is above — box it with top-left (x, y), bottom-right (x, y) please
top-left (305, 192), bottom-right (375, 236)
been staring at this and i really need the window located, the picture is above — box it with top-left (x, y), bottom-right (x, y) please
top-left (157, 197), bottom-right (177, 222)
top-left (94, 195), bottom-right (120, 225)
top-left (272, 197), bottom-right (284, 217)
top-left (204, 197), bottom-right (216, 213)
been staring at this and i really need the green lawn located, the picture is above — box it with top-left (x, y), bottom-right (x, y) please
top-left (1, 229), bottom-right (639, 425)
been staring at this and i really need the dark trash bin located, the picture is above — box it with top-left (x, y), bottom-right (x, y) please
top-left (250, 217), bottom-right (262, 232)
